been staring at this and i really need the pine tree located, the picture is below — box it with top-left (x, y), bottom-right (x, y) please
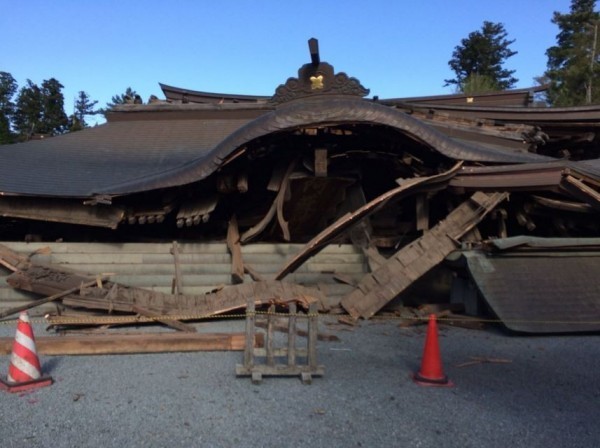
top-left (14, 80), bottom-right (43, 140)
top-left (445, 21), bottom-right (518, 92)
top-left (71, 90), bottom-right (99, 130)
top-left (545, 0), bottom-right (600, 106)
top-left (13, 78), bottom-right (69, 139)
top-left (0, 72), bottom-right (17, 144)
top-left (40, 78), bottom-right (68, 135)
top-left (105, 87), bottom-right (140, 109)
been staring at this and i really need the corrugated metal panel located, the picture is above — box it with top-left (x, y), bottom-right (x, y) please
top-left (0, 242), bottom-right (367, 317)
top-left (464, 251), bottom-right (600, 333)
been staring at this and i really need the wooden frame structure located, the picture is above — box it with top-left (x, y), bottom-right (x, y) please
top-left (236, 299), bottom-right (324, 384)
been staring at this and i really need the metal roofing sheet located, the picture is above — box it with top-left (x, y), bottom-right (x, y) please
top-left (464, 250), bottom-right (600, 333)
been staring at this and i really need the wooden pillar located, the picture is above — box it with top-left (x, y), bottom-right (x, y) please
top-left (243, 298), bottom-right (255, 368)
top-left (314, 148), bottom-right (328, 177)
top-left (416, 194), bottom-right (429, 232)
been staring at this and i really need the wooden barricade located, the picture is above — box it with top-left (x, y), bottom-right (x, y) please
top-left (236, 299), bottom-right (324, 384)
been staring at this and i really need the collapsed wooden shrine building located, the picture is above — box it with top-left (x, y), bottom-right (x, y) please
top-left (1, 39), bottom-right (599, 333)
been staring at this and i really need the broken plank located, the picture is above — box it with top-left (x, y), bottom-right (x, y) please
top-left (0, 332), bottom-right (258, 356)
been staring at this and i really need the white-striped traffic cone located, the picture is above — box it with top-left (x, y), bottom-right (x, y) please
top-left (1, 311), bottom-right (52, 393)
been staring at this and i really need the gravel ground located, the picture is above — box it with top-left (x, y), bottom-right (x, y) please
top-left (0, 315), bottom-right (598, 448)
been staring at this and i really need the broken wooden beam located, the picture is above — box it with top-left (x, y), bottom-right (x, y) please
top-left (0, 244), bottom-right (326, 318)
top-left (274, 162), bottom-right (462, 280)
top-left (59, 280), bottom-right (324, 317)
top-left (340, 191), bottom-right (508, 320)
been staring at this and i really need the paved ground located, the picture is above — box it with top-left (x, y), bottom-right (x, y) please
top-left (0, 315), bottom-right (598, 448)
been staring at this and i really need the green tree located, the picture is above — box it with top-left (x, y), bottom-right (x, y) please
top-left (13, 78), bottom-right (69, 139)
top-left (105, 87), bottom-right (140, 109)
top-left (445, 21), bottom-right (518, 92)
top-left (40, 78), bottom-right (68, 135)
top-left (545, 0), bottom-right (600, 106)
top-left (70, 90), bottom-right (99, 131)
top-left (0, 72), bottom-right (17, 144)
top-left (13, 80), bottom-right (43, 140)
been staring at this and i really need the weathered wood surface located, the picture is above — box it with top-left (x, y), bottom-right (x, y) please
top-left (560, 174), bottom-right (600, 210)
top-left (227, 215), bottom-right (244, 283)
top-left (236, 299), bottom-right (324, 384)
top-left (0, 332), bottom-right (254, 355)
top-left (340, 191), bottom-right (509, 319)
top-left (0, 244), bottom-right (325, 317)
top-left (0, 243), bottom-right (32, 272)
top-left (60, 280), bottom-right (323, 316)
top-left (0, 278), bottom-right (106, 319)
top-left (170, 241), bottom-right (183, 295)
top-left (275, 162), bottom-right (463, 280)
top-left (0, 242), bottom-right (367, 316)
top-left (0, 196), bottom-right (124, 229)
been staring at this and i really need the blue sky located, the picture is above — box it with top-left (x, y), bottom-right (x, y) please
top-left (2, 1), bottom-right (574, 125)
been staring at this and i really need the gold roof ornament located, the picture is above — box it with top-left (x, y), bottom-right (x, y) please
top-left (310, 75), bottom-right (324, 90)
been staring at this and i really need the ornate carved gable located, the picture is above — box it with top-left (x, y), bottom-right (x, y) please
top-left (271, 38), bottom-right (370, 105)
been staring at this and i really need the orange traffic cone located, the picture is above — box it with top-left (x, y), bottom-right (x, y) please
top-left (413, 314), bottom-right (453, 387)
top-left (0, 311), bottom-right (53, 393)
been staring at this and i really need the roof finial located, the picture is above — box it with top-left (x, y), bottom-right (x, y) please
top-left (308, 38), bottom-right (320, 66)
